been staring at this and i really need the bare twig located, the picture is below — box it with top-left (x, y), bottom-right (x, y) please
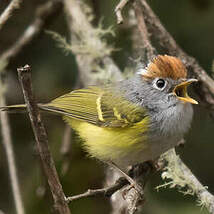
top-left (0, 0), bottom-right (63, 62)
top-left (17, 65), bottom-right (70, 214)
top-left (0, 72), bottom-right (25, 214)
top-left (132, 0), bottom-right (155, 61)
top-left (115, 0), bottom-right (129, 24)
top-left (66, 163), bottom-right (153, 205)
top-left (139, 0), bottom-right (214, 107)
top-left (160, 149), bottom-right (214, 213)
top-left (66, 165), bottom-right (153, 214)
top-left (66, 177), bottom-right (128, 202)
top-left (0, 0), bottom-right (22, 31)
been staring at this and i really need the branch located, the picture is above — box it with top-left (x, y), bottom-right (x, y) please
top-left (0, 0), bottom-right (22, 31)
top-left (160, 149), bottom-right (214, 213)
top-left (132, 0), bottom-right (155, 61)
top-left (139, 0), bottom-right (214, 108)
top-left (66, 177), bottom-right (128, 202)
top-left (0, 68), bottom-right (25, 214)
top-left (64, 0), bottom-right (123, 86)
top-left (0, 0), bottom-right (63, 62)
top-left (17, 65), bottom-right (70, 214)
top-left (66, 162), bottom-right (153, 213)
top-left (115, 0), bottom-right (129, 24)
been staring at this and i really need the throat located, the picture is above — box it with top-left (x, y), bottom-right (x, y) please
top-left (149, 103), bottom-right (193, 139)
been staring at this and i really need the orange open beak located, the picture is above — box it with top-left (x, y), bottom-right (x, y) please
top-left (173, 79), bottom-right (198, 104)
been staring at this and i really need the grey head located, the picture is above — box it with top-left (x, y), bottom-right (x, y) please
top-left (118, 55), bottom-right (198, 143)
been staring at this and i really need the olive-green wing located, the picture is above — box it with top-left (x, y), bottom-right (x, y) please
top-left (41, 86), bottom-right (147, 128)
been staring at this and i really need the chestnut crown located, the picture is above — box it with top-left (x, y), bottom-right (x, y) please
top-left (141, 55), bottom-right (187, 80)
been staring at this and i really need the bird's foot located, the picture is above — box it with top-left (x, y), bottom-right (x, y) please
top-left (106, 161), bottom-right (143, 194)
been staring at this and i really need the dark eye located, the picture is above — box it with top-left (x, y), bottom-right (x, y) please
top-left (154, 78), bottom-right (166, 90)
top-left (156, 79), bottom-right (165, 88)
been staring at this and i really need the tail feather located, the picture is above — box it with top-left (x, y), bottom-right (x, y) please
top-left (0, 104), bottom-right (27, 113)
top-left (0, 103), bottom-right (72, 117)
top-left (38, 104), bottom-right (74, 117)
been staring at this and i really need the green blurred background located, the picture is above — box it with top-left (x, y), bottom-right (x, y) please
top-left (0, 0), bottom-right (214, 213)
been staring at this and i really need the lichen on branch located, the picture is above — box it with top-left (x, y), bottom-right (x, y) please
top-left (157, 149), bottom-right (214, 213)
top-left (46, 21), bottom-right (115, 60)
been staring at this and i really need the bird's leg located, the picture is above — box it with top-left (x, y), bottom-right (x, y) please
top-left (106, 161), bottom-right (143, 194)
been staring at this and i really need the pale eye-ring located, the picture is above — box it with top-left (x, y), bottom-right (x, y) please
top-left (153, 78), bottom-right (167, 90)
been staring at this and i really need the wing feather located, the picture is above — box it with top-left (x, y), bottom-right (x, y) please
top-left (41, 86), bottom-right (147, 128)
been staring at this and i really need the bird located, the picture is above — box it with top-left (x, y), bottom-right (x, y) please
top-left (1, 55), bottom-right (198, 170)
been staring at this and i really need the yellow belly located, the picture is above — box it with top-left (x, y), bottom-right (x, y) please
top-left (64, 116), bottom-right (149, 162)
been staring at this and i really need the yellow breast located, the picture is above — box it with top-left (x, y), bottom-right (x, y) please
top-left (64, 116), bottom-right (150, 162)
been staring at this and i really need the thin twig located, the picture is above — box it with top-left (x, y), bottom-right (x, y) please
top-left (66, 177), bottom-right (128, 202)
top-left (115, 0), bottom-right (129, 24)
top-left (132, 0), bottom-right (155, 61)
top-left (17, 65), bottom-right (70, 214)
top-left (0, 0), bottom-right (22, 31)
top-left (0, 0), bottom-right (63, 62)
top-left (0, 74), bottom-right (25, 214)
top-left (66, 163), bottom-right (153, 214)
top-left (66, 163), bottom-right (153, 203)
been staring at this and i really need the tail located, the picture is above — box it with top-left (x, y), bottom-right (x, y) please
top-left (0, 103), bottom-right (72, 117)
top-left (0, 104), bottom-right (27, 113)
top-left (0, 104), bottom-right (45, 113)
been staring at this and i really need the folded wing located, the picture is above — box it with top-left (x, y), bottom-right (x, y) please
top-left (42, 86), bottom-right (147, 128)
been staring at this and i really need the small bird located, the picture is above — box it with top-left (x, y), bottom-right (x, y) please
top-left (1, 55), bottom-right (198, 169)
